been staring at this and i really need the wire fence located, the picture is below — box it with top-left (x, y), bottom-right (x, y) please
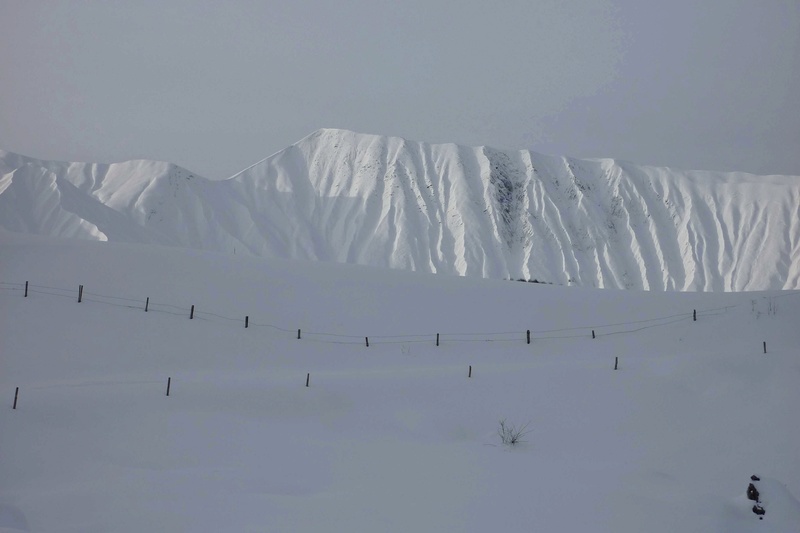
top-left (1, 280), bottom-right (795, 347)
top-left (3, 279), bottom-right (796, 404)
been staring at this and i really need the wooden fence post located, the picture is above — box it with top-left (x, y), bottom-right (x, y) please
top-left (297, 329), bottom-right (301, 340)
top-left (693, 309), bottom-right (697, 321)
top-left (245, 316), bottom-right (249, 328)
top-left (614, 357), bottom-right (619, 370)
top-left (145, 297), bottom-right (149, 312)
top-left (436, 333), bottom-right (439, 346)
top-left (763, 341), bottom-right (767, 354)
top-left (13, 387), bottom-right (19, 409)
top-left (365, 337), bottom-right (369, 347)
top-left (166, 377), bottom-right (171, 396)
top-left (468, 365), bottom-right (472, 378)
top-left (527, 330), bottom-right (531, 344)
top-left (78, 284), bottom-right (83, 303)
top-left (24, 281), bottom-right (28, 297)
top-left (190, 305), bottom-right (194, 319)
top-left (592, 329), bottom-right (595, 339)
top-left (306, 373), bottom-right (310, 387)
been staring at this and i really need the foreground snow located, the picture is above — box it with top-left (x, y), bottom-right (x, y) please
top-left (1, 232), bottom-right (799, 532)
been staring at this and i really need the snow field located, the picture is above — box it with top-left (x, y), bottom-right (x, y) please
top-left (1, 233), bottom-right (799, 532)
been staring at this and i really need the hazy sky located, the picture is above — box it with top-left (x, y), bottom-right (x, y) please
top-left (1, 0), bottom-right (798, 177)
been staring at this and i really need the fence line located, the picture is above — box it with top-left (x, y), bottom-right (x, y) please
top-left (3, 279), bottom-right (794, 346)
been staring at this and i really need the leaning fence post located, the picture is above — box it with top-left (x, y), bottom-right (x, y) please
top-left (166, 377), bottom-right (171, 396)
top-left (763, 341), bottom-right (767, 354)
top-left (24, 281), bottom-right (28, 297)
top-left (145, 297), bottom-right (149, 312)
top-left (306, 373), bottom-right (310, 387)
top-left (78, 284), bottom-right (83, 303)
top-left (13, 387), bottom-right (19, 409)
top-left (365, 337), bottom-right (369, 347)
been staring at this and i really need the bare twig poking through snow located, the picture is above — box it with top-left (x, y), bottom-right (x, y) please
top-left (498, 419), bottom-right (531, 446)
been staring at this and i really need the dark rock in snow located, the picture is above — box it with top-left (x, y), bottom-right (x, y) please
top-left (747, 483), bottom-right (760, 502)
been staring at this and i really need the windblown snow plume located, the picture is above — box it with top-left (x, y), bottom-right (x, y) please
top-left (1, 129), bottom-right (798, 290)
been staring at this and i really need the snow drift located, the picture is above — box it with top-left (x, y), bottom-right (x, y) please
top-left (1, 129), bottom-right (798, 290)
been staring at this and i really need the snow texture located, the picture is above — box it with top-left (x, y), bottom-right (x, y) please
top-left (1, 128), bottom-right (799, 290)
top-left (1, 232), bottom-right (799, 532)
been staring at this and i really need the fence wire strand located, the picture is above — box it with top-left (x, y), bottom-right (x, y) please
top-left (4, 279), bottom-right (795, 347)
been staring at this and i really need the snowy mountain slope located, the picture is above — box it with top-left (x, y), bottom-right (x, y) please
top-left (1, 233), bottom-right (799, 532)
top-left (2, 129), bottom-right (799, 290)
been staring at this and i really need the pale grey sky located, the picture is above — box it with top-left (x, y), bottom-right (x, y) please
top-left (1, 0), bottom-right (798, 177)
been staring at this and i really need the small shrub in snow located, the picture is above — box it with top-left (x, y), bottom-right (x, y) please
top-left (498, 419), bottom-right (531, 446)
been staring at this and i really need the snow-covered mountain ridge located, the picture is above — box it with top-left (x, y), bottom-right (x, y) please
top-left (1, 128), bottom-right (798, 290)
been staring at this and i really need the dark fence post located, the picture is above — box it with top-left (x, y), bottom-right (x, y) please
top-left (13, 387), bottom-right (19, 409)
top-left (297, 329), bottom-right (301, 340)
top-left (145, 297), bottom-right (149, 312)
top-left (190, 305), bottom-right (194, 319)
top-left (763, 341), bottom-right (767, 354)
top-left (527, 330), bottom-right (531, 344)
top-left (24, 281), bottom-right (28, 297)
top-left (245, 316), bottom-right (249, 328)
top-left (693, 309), bottom-right (697, 321)
top-left (78, 284), bottom-right (83, 303)
top-left (468, 365), bottom-right (472, 378)
top-left (365, 337), bottom-right (369, 347)
top-left (614, 357), bottom-right (619, 370)
top-left (436, 333), bottom-right (439, 346)
top-left (166, 377), bottom-right (171, 396)
top-left (305, 373), bottom-right (310, 387)
top-left (592, 329), bottom-right (595, 339)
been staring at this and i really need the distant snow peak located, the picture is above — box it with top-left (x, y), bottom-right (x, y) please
top-left (1, 132), bottom-right (799, 291)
